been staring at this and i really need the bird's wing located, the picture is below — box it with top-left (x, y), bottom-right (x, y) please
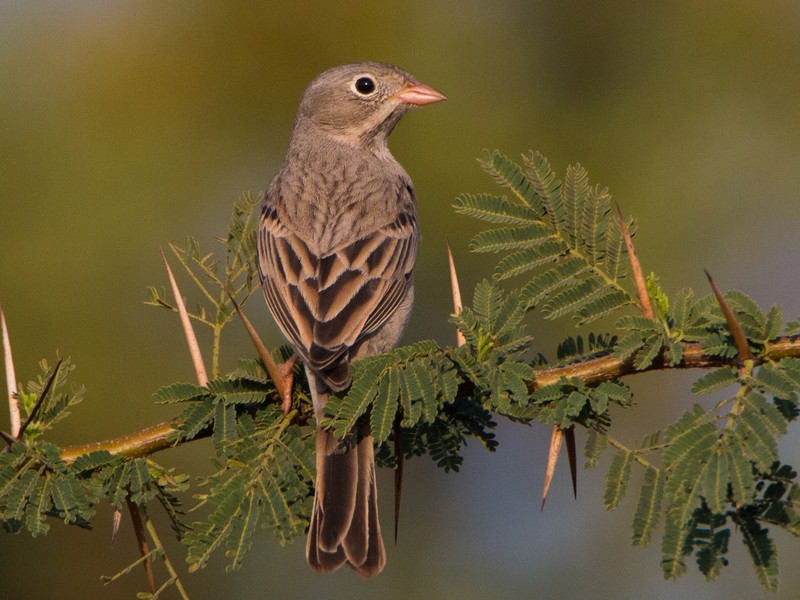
top-left (258, 201), bottom-right (418, 389)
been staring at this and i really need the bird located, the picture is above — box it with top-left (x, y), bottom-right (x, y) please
top-left (257, 62), bottom-right (445, 577)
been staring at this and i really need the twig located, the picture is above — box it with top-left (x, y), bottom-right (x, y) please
top-left (394, 416), bottom-right (403, 543)
top-left (16, 358), bottom-right (62, 440)
top-left (145, 515), bottom-right (191, 600)
top-left (57, 337), bottom-right (800, 463)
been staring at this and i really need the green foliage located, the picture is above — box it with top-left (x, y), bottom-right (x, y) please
top-left (14, 358), bottom-right (84, 440)
top-left (0, 432), bottom-right (188, 542)
top-left (145, 192), bottom-right (262, 375)
top-left (454, 150), bottom-right (637, 325)
top-left (183, 405), bottom-right (315, 572)
top-left (4, 150), bottom-right (800, 594)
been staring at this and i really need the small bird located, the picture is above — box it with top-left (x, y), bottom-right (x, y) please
top-left (257, 63), bottom-right (445, 577)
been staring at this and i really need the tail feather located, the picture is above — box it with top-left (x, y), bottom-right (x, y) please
top-left (349, 436), bottom-right (386, 578)
top-left (314, 428), bottom-right (359, 552)
top-left (305, 371), bottom-right (385, 577)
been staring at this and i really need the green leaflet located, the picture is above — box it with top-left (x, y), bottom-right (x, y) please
top-left (786, 318), bottom-right (800, 335)
top-left (580, 184), bottom-right (611, 266)
top-left (5, 469), bottom-right (40, 522)
top-left (764, 305), bottom-right (783, 341)
top-left (328, 360), bottom-right (384, 436)
top-left (186, 472), bottom-right (248, 572)
top-left (213, 401), bottom-right (237, 451)
top-left (726, 442), bottom-right (755, 505)
top-left (560, 163), bottom-right (589, 249)
top-left (604, 449), bottom-right (633, 510)
top-left (226, 489), bottom-right (260, 572)
top-left (518, 255), bottom-right (589, 308)
top-left (70, 450), bottom-right (118, 473)
top-left (576, 288), bottom-right (631, 325)
top-left (584, 429), bottom-right (609, 469)
top-left (691, 367), bottom-right (738, 395)
top-left (479, 149), bottom-right (548, 215)
top-left (205, 377), bottom-right (271, 405)
top-left (25, 476), bottom-right (51, 537)
top-left (670, 288), bottom-right (695, 334)
top-left (174, 398), bottom-right (216, 441)
top-left (735, 391), bottom-right (786, 471)
top-left (632, 467), bottom-right (663, 546)
top-left (740, 518), bottom-right (780, 592)
top-left (751, 363), bottom-right (796, 400)
top-left (663, 405), bottom-right (718, 499)
top-left (702, 446), bottom-right (728, 514)
top-left (661, 488), bottom-right (701, 580)
top-left (453, 193), bottom-right (540, 225)
top-left (469, 224), bottom-right (553, 253)
top-left (520, 150), bottom-right (561, 228)
top-left (371, 367), bottom-right (400, 445)
top-left (153, 381), bottom-right (209, 404)
top-left (693, 505), bottom-right (730, 581)
top-left (493, 240), bottom-right (567, 280)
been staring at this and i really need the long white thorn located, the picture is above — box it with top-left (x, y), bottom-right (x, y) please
top-left (1, 304), bottom-right (20, 437)
top-left (161, 249), bottom-right (209, 386)
top-left (447, 243), bottom-right (467, 347)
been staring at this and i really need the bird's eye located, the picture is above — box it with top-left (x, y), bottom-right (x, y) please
top-left (354, 77), bottom-right (376, 95)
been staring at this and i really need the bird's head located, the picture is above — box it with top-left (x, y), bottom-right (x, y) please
top-left (295, 62), bottom-right (446, 149)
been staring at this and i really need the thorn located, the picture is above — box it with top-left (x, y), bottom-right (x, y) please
top-left (111, 509), bottom-right (122, 546)
top-left (393, 418), bottom-right (403, 544)
top-left (161, 249), bottom-right (209, 386)
top-left (541, 425), bottom-right (563, 511)
top-left (565, 427), bottom-right (577, 499)
top-left (447, 242), bottom-right (467, 347)
top-left (1, 304), bottom-right (20, 438)
top-left (17, 358), bottom-right (62, 440)
top-left (126, 498), bottom-right (155, 594)
top-left (0, 429), bottom-right (15, 448)
top-left (227, 290), bottom-right (295, 413)
top-left (705, 270), bottom-right (753, 366)
top-left (616, 203), bottom-right (654, 320)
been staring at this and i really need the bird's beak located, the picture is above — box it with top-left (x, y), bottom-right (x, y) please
top-left (392, 80), bottom-right (447, 106)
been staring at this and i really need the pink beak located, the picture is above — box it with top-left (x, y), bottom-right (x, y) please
top-left (392, 80), bottom-right (447, 106)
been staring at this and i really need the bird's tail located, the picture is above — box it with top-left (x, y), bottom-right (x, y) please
top-left (305, 374), bottom-right (386, 578)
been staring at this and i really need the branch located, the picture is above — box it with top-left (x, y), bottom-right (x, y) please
top-left (61, 420), bottom-right (182, 463)
top-left (58, 336), bottom-right (800, 463)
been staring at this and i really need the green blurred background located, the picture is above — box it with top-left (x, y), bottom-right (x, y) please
top-left (2, 1), bottom-right (800, 598)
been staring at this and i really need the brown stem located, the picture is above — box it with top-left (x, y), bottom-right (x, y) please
top-left (58, 336), bottom-right (800, 463)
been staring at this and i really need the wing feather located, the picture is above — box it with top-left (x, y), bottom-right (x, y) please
top-left (258, 195), bottom-right (418, 390)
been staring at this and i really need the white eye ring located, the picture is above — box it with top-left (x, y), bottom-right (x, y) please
top-left (352, 75), bottom-right (377, 95)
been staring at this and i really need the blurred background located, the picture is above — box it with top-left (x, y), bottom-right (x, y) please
top-left (2, 1), bottom-right (800, 598)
